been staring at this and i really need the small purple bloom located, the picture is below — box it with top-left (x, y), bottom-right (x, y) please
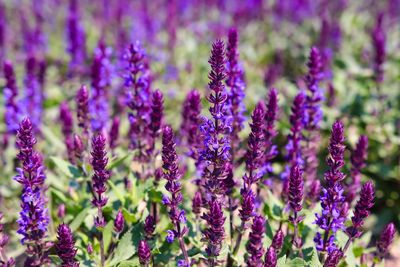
top-left (144, 215), bottom-right (155, 239)
top-left (246, 215), bottom-right (265, 266)
top-left (138, 240), bottom-right (151, 266)
top-left (271, 229), bottom-right (284, 251)
top-left (76, 85), bottom-right (89, 135)
top-left (376, 223), bottom-right (396, 260)
top-left (264, 88), bottom-right (279, 174)
top-left (109, 117), bottom-right (120, 150)
top-left (166, 230), bottom-right (175, 243)
top-left (114, 210), bottom-right (125, 233)
top-left (264, 247), bottom-right (277, 267)
top-left (324, 249), bottom-right (343, 267)
top-left (55, 223), bottom-right (79, 267)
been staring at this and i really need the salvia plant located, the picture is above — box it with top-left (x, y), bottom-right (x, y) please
top-left (0, 1), bottom-right (399, 267)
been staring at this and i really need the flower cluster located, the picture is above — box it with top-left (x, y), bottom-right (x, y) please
top-left (90, 133), bottom-right (110, 227)
top-left (315, 121), bottom-right (347, 253)
top-left (55, 223), bottom-right (79, 267)
top-left (14, 118), bottom-right (49, 266)
top-left (200, 40), bottom-right (231, 200)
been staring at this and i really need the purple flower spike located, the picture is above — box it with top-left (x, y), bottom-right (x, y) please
top-left (76, 85), bottom-right (89, 136)
top-left (239, 190), bottom-right (255, 223)
top-left (109, 117), bottom-right (120, 150)
top-left (125, 41), bottom-right (153, 162)
top-left (243, 102), bottom-right (266, 191)
top-left (3, 60), bottom-right (20, 133)
top-left (114, 210), bottom-right (125, 233)
top-left (201, 40), bottom-right (231, 200)
top-left (150, 90), bottom-right (164, 138)
top-left (347, 181), bottom-right (374, 238)
top-left (371, 13), bottom-right (386, 84)
top-left (144, 215), bottom-right (156, 239)
top-left (225, 28), bottom-right (246, 157)
top-left (289, 164), bottom-right (304, 214)
top-left (315, 121), bottom-right (347, 253)
top-left (324, 249), bottom-right (343, 267)
top-left (90, 133), bottom-right (110, 228)
top-left (271, 229), bottom-right (284, 251)
top-left (376, 223), bottom-right (396, 261)
top-left (347, 135), bottom-right (368, 204)
top-left (264, 88), bottom-right (279, 174)
top-left (246, 215), bottom-right (265, 267)
top-left (201, 199), bottom-right (225, 262)
top-left (264, 247), bottom-right (277, 267)
top-left (138, 240), bottom-right (151, 266)
top-left (282, 92), bottom-right (305, 198)
top-left (161, 126), bottom-right (189, 263)
top-left (14, 118), bottom-right (49, 265)
top-left (55, 223), bottom-right (79, 267)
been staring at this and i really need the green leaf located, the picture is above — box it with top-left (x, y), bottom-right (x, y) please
top-left (109, 230), bottom-right (136, 266)
top-left (117, 259), bottom-right (140, 267)
top-left (50, 156), bottom-right (82, 178)
top-left (103, 221), bottom-right (114, 252)
top-left (108, 154), bottom-right (131, 170)
top-left (277, 255), bottom-right (287, 267)
top-left (70, 207), bottom-right (90, 231)
top-left (108, 179), bottom-right (125, 205)
top-left (286, 257), bottom-right (307, 267)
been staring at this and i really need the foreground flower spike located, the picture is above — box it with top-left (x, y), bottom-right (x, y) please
top-left (315, 120), bottom-right (347, 253)
top-left (264, 247), bottom-right (277, 267)
top-left (371, 13), bottom-right (385, 84)
top-left (59, 102), bottom-right (75, 163)
top-left (90, 133), bottom-right (110, 228)
top-left (161, 126), bottom-right (189, 265)
top-left (148, 89), bottom-right (164, 154)
top-left (55, 223), bottom-right (79, 267)
top-left (14, 118), bottom-right (49, 266)
top-left (201, 39), bottom-right (231, 200)
top-left (346, 181), bottom-right (374, 239)
top-left (76, 85), bottom-right (89, 137)
top-left (180, 89), bottom-right (202, 158)
top-left (347, 135), bottom-right (368, 204)
top-left (0, 213), bottom-right (15, 266)
top-left (303, 47), bottom-right (323, 193)
top-left (3, 60), bottom-right (20, 133)
top-left (125, 41), bottom-right (152, 162)
top-left (138, 240), bottom-right (151, 266)
top-left (288, 164), bottom-right (304, 250)
top-left (202, 199), bottom-right (225, 265)
top-left (109, 117), bottom-right (120, 151)
top-left (264, 88), bottom-right (279, 174)
top-left (246, 215), bottom-right (265, 267)
top-left (225, 28), bottom-right (246, 159)
top-left (323, 249), bottom-right (343, 267)
top-left (376, 223), bottom-right (396, 262)
top-left (282, 92), bottom-right (305, 198)
top-left (114, 210), bottom-right (125, 233)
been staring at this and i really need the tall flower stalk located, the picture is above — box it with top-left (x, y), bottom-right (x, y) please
top-left (263, 88), bottom-right (279, 177)
top-left (161, 126), bottom-right (189, 266)
top-left (245, 215), bottom-right (265, 266)
top-left (55, 223), bottom-right (79, 267)
top-left (282, 92), bottom-right (305, 199)
top-left (14, 118), bottom-right (50, 266)
top-left (3, 60), bottom-right (20, 134)
top-left (90, 133), bottom-right (110, 267)
top-left (288, 164), bottom-right (304, 255)
top-left (315, 121), bottom-right (347, 254)
top-left (234, 102), bottom-right (265, 255)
